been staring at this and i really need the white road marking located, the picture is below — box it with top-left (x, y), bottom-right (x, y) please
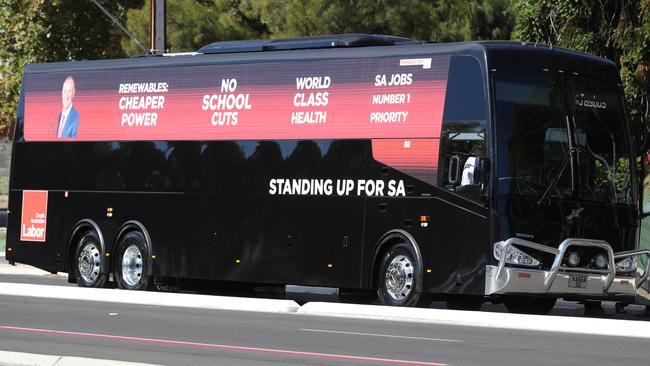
top-left (300, 328), bottom-right (461, 343)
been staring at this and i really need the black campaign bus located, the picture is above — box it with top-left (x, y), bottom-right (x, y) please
top-left (6, 34), bottom-right (650, 313)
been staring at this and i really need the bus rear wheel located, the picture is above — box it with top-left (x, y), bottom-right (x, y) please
top-left (503, 296), bottom-right (556, 315)
top-left (114, 231), bottom-right (151, 290)
top-left (377, 242), bottom-right (427, 307)
top-left (74, 231), bottom-right (107, 288)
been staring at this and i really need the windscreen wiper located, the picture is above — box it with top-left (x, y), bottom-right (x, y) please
top-left (536, 147), bottom-right (577, 206)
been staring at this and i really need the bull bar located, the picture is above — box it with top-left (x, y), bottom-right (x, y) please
top-left (485, 237), bottom-right (650, 300)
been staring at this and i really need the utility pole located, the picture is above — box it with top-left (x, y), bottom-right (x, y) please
top-left (150, 0), bottom-right (166, 54)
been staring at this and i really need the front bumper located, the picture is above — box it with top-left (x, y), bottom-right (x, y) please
top-left (485, 238), bottom-right (650, 301)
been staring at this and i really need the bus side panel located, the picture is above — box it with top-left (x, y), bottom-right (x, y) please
top-left (251, 195), bottom-right (364, 288)
top-left (49, 191), bottom-right (241, 282)
top-left (48, 191), bottom-right (365, 288)
top-left (363, 193), bottom-right (488, 295)
top-left (426, 196), bottom-right (489, 295)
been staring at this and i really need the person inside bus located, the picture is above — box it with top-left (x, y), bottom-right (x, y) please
top-left (56, 75), bottom-right (79, 138)
top-left (461, 144), bottom-right (483, 186)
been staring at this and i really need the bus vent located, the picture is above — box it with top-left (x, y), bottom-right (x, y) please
top-left (198, 34), bottom-right (419, 54)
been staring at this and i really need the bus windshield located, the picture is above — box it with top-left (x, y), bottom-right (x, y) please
top-left (494, 72), bottom-right (633, 206)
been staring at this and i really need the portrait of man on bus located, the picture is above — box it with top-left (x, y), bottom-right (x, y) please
top-left (56, 75), bottom-right (79, 138)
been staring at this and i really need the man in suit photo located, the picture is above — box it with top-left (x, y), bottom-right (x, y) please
top-left (56, 76), bottom-right (79, 138)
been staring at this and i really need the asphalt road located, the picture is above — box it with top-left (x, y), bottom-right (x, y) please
top-left (2, 265), bottom-right (650, 365)
top-left (1, 293), bottom-right (650, 366)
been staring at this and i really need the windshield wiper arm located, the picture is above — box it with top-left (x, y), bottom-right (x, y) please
top-left (536, 147), bottom-right (577, 206)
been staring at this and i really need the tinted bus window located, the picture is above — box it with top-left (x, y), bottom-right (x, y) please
top-left (494, 73), bottom-right (569, 199)
top-left (566, 78), bottom-right (633, 205)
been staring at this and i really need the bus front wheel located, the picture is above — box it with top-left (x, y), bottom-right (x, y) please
top-left (114, 231), bottom-right (152, 290)
top-left (377, 242), bottom-right (428, 307)
top-left (73, 231), bottom-right (107, 288)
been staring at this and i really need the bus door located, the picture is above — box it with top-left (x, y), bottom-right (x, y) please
top-left (435, 55), bottom-right (491, 294)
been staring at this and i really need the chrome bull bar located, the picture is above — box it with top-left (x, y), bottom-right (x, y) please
top-left (488, 237), bottom-right (650, 297)
top-left (614, 248), bottom-right (650, 289)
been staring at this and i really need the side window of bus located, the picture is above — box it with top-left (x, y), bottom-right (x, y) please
top-left (438, 56), bottom-right (487, 202)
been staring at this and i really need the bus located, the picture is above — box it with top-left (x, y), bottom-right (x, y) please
top-left (6, 34), bottom-right (650, 313)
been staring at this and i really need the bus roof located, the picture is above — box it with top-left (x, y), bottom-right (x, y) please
top-left (24, 35), bottom-right (615, 75)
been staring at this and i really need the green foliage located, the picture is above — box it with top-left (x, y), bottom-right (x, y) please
top-left (0, 0), bottom-right (48, 138)
top-left (122, 0), bottom-right (268, 55)
top-left (242, 0), bottom-right (514, 41)
top-left (42, 0), bottom-right (144, 61)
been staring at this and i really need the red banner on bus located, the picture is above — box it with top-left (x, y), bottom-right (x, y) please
top-left (23, 56), bottom-right (450, 142)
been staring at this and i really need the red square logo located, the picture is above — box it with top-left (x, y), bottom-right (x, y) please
top-left (20, 190), bottom-right (48, 242)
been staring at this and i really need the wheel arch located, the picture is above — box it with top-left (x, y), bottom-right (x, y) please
top-left (113, 220), bottom-right (154, 276)
top-left (66, 219), bottom-right (105, 275)
top-left (369, 229), bottom-right (424, 292)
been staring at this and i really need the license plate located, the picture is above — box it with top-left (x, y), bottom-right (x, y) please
top-left (568, 274), bottom-right (588, 288)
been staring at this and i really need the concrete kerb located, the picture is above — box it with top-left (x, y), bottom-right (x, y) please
top-left (296, 302), bottom-right (650, 339)
top-left (0, 350), bottom-right (161, 366)
top-left (0, 282), bottom-right (301, 314)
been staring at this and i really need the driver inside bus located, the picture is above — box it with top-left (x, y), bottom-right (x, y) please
top-left (461, 144), bottom-right (483, 186)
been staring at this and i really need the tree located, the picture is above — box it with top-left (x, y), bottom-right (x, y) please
top-left (0, 0), bottom-right (143, 137)
top-left (0, 0), bottom-right (48, 138)
top-left (121, 0), bottom-right (268, 55)
top-left (512, 0), bottom-right (650, 151)
top-left (243, 0), bottom-right (514, 42)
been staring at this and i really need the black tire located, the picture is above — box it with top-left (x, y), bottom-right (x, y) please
top-left (114, 231), bottom-right (152, 290)
top-left (503, 296), bottom-right (556, 315)
top-left (447, 296), bottom-right (484, 311)
top-left (73, 231), bottom-right (107, 288)
top-left (377, 242), bottom-right (427, 307)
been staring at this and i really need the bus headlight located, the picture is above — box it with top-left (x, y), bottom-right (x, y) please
top-left (566, 251), bottom-right (581, 267)
top-left (615, 256), bottom-right (637, 273)
top-left (594, 253), bottom-right (608, 269)
top-left (494, 242), bottom-right (540, 267)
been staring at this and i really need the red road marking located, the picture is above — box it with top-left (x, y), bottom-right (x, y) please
top-left (0, 325), bottom-right (448, 366)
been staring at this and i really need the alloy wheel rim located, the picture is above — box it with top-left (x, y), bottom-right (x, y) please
top-left (121, 244), bottom-right (143, 287)
top-left (78, 242), bottom-right (101, 283)
top-left (384, 254), bottom-right (414, 301)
